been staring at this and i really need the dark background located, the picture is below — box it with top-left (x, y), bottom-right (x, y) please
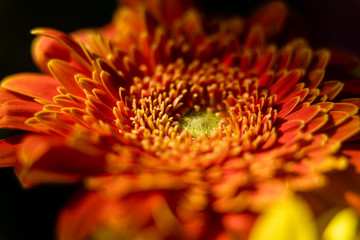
top-left (0, 0), bottom-right (360, 239)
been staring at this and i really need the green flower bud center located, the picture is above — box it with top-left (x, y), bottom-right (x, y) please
top-left (180, 110), bottom-right (220, 137)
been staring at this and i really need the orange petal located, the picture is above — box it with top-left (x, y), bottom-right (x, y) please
top-left (341, 98), bottom-right (360, 109)
top-left (326, 116), bottom-right (360, 142)
top-left (277, 120), bottom-right (304, 144)
top-left (331, 102), bottom-right (358, 116)
top-left (32, 28), bottom-right (92, 72)
top-left (0, 133), bottom-right (26, 167)
top-left (48, 59), bottom-right (86, 98)
top-left (278, 83), bottom-right (309, 104)
top-left (317, 102), bottom-right (335, 112)
top-left (326, 111), bottom-right (350, 128)
top-left (0, 100), bottom-right (43, 131)
top-left (34, 111), bottom-right (74, 136)
top-left (16, 135), bottom-right (107, 187)
top-left (271, 70), bottom-right (304, 101)
top-left (92, 89), bottom-right (117, 110)
top-left (86, 94), bottom-right (113, 117)
top-left (277, 96), bottom-right (300, 119)
top-left (71, 23), bottom-right (117, 47)
top-left (0, 87), bottom-right (33, 104)
top-left (57, 190), bottom-right (183, 240)
top-left (1, 73), bottom-right (60, 101)
top-left (304, 113), bottom-right (328, 134)
top-left (31, 34), bottom-right (72, 73)
top-left (284, 104), bottom-right (321, 123)
top-left (100, 70), bottom-right (124, 100)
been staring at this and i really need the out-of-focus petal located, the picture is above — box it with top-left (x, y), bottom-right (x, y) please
top-left (120, 0), bottom-right (192, 25)
top-left (326, 50), bottom-right (360, 78)
top-left (322, 208), bottom-right (358, 240)
top-left (57, 191), bottom-right (104, 240)
top-left (249, 195), bottom-right (317, 240)
top-left (326, 116), bottom-right (360, 142)
top-left (0, 133), bottom-right (26, 167)
top-left (15, 134), bottom-right (108, 187)
top-left (248, 2), bottom-right (288, 39)
top-left (57, 190), bottom-right (187, 240)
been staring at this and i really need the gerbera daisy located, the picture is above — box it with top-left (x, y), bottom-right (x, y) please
top-left (0, 0), bottom-right (359, 239)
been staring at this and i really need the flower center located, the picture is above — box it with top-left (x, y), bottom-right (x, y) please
top-left (180, 110), bottom-right (220, 137)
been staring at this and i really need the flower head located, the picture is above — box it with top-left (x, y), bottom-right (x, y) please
top-left (0, 0), bottom-right (360, 239)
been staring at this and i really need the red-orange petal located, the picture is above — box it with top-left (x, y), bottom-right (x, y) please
top-left (277, 119), bottom-right (304, 144)
top-left (304, 113), bottom-right (328, 134)
top-left (0, 100), bottom-right (43, 131)
top-left (284, 104), bottom-right (321, 123)
top-left (31, 34), bottom-right (72, 73)
top-left (0, 87), bottom-right (33, 104)
top-left (1, 73), bottom-right (61, 101)
top-left (278, 83), bottom-right (309, 104)
top-left (277, 96), bottom-right (300, 119)
top-left (331, 102), bottom-right (358, 116)
top-left (271, 70), bottom-right (303, 101)
top-left (341, 98), bottom-right (360, 109)
top-left (48, 59), bottom-right (86, 98)
top-left (326, 116), bottom-right (360, 142)
top-left (0, 133), bottom-right (26, 167)
top-left (32, 28), bottom-right (92, 72)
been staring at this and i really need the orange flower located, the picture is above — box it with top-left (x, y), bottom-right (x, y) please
top-left (1, 0), bottom-right (360, 239)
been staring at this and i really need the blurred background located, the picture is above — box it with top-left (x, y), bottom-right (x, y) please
top-left (0, 0), bottom-right (359, 239)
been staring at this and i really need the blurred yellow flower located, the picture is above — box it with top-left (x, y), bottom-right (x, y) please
top-left (0, 0), bottom-right (359, 239)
